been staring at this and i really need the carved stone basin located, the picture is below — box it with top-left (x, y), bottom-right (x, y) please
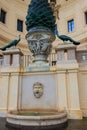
top-left (25, 27), bottom-right (56, 72)
top-left (6, 110), bottom-right (68, 129)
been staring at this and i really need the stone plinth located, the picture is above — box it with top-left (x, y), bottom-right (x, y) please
top-left (56, 43), bottom-right (77, 64)
top-left (3, 48), bottom-right (23, 67)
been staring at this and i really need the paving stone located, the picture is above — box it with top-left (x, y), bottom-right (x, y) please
top-left (0, 118), bottom-right (87, 130)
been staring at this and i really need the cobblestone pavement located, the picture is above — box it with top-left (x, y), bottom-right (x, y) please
top-left (0, 118), bottom-right (87, 130)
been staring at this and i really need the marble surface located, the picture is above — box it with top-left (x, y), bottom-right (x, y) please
top-left (21, 73), bottom-right (57, 110)
top-left (0, 118), bottom-right (87, 130)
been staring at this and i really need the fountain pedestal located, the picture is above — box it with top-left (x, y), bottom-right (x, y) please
top-left (26, 27), bottom-right (55, 71)
top-left (6, 28), bottom-right (68, 129)
top-left (6, 71), bottom-right (68, 128)
top-left (7, 110), bottom-right (67, 129)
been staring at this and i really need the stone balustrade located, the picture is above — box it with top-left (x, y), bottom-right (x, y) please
top-left (0, 47), bottom-right (87, 68)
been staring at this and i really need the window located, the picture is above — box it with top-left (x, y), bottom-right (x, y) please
top-left (85, 11), bottom-right (87, 24)
top-left (0, 9), bottom-right (6, 24)
top-left (67, 19), bottom-right (75, 32)
top-left (17, 19), bottom-right (23, 32)
top-left (50, 0), bottom-right (56, 3)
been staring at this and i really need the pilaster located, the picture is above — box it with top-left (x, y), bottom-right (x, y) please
top-left (67, 69), bottom-right (82, 119)
top-left (0, 48), bottom-right (24, 116)
top-left (56, 70), bottom-right (67, 109)
top-left (0, 73), bottom-right (10, 116)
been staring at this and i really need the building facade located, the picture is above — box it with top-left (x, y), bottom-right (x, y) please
top-left (0, 0), bottom-right (87, 50)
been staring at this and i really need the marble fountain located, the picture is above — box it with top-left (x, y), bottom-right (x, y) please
top-left (6, 0), bottom-right (68, 129)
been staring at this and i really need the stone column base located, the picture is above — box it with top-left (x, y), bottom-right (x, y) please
top-left (26, 61), bottom-right (50, 72)
top-left (68, 110), bottom-right (82, 119)
top-left (0, 109), bottom-right (7, 117)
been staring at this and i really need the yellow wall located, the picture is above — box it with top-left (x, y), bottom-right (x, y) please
top-left (53, 0), bottom-right (87, 49)
top-left (0, 0), bottom-right (87, 52)
top-left (0, 0), bottom-right (29, 54)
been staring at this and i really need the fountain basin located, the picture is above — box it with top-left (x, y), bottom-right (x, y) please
top-left (6, 110), bottom-right (68, 128)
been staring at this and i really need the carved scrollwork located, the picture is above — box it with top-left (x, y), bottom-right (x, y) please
top-left (28, 38), bottom-right (52, 55)
top-left (26, 28), bottom-right (55, 63)
top-left (28, 40), bottom-right (40, 54)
